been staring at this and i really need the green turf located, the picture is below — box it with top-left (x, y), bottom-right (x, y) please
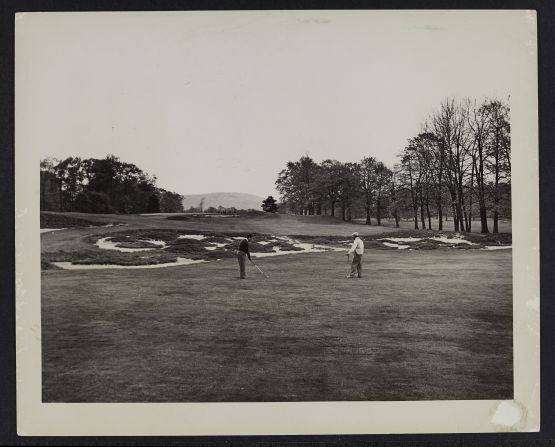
top-left (41, 248), bottom-right (512, 402)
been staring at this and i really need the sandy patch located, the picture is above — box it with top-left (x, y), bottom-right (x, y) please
top-left (177, 234), bottom-right (207, 240)
top-left (95, 237), bottom-right (166, 252)
top-left (52, 258), bottom-right (206, 270)
top-left (379, 237), bottom-right (423, 243)
top-left (382, 242), bottom-right (410, 249)
top-left (40, 228), bottom-right (66, 234)
top-left (430, 236), bottom-right (476, 245)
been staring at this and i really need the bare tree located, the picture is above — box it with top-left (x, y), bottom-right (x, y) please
top-left (467, 100), bottom-right (492, 233)
top-left (431, 99), bottom-right (474, 232)
top-left (484, 99), bottom-right (511, 233)
top-left (359, 157), bottom-right (377, 225)
top-left (400, 142), bottom-right (423, 229)
top-left (374, 162), bottom-right (392, 226)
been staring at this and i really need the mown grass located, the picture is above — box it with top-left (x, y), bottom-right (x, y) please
top-left (41, 249), bottom-right (513, 402)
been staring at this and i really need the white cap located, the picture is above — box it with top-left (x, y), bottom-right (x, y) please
top-left (352, 232), bottom-right (359, 237)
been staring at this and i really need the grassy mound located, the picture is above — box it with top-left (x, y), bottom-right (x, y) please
top-left (43, 249), bottom-right (178, 266)
top-left (274, 242), bottom-right (304, 252)
top-left (114, 241), bottom-right (162, 249)
top-left (40, 212), bottom-right (115, 229)
top-left (41, 260), bottom-right (62, 270)
top-left (165, 238), bottom-right (209, 255)
top-left (464, 232), bottom-right (512, 245)
top-left (247, 242), bottom-right (276, 253)
top-left (363, 240), bottom-right (398, 250)
top-left (42, 226), bottom-right (512, 270)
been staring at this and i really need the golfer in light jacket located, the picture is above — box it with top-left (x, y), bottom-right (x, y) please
top-left (347, 232), bottom-right (364, 278)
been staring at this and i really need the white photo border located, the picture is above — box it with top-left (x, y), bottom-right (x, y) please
top-left (15, 9), bottom-right (539, 436)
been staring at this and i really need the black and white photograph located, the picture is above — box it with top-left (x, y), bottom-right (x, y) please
top-left (15, 10), bottom-right (539, 435)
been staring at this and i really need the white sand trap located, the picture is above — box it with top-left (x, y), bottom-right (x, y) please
top-left (382, 242), bottom-right (410, 249)
top-left (40, 228), bottom-right (65, 234)
top-left (257, 241), bottom-right (272, 245)
top-left (52, 258), bottom-right (206, 270)
top-left (484, 246), bottom-right (512, 250)
top-left (95, 237), bottom-right (165, 252)
top-left (205, 241), bottom-right (229, 250)
top-left (251, 242), bottom-right (332, 258)
top-left (231, 236), bottom-right (246, 240)
top-left (293, 242), bottom-right (333, 252)
top-left (147, 239), bottom-right (166, 247)
top-left (178, 234), bottom-right (207, 240)
top-left (379, 237), bottom-right (423, 243)
top-left (379, 236), bottom-right (475, 245)
top-left (429, 236), bottom-right (476, 245)
top-left (209, 242), bottom-right (228, 248)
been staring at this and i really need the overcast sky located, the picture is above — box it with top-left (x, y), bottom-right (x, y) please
top-left (18, 10), bottom-right (528, 197)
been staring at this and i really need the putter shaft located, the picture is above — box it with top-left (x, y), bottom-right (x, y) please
top-left (250, 260), bottom-right (268, 278)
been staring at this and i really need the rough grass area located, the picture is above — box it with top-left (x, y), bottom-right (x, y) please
top-left (42, 227), bottom-right (512, 270)
top-left (41, 259), bottom-right (61, 270)
top-left (114, 241), bottom-right (162, 249)
top-left (42, 248), bottom-right (178, 266)
top-left (41, 249), bottom-right (513, 402)
top-left (40, 212), bottom-right (119, 229)
top-left (291, 231), bottom-right (511, 250)
top-left (274, 242), bottom-right (304, 251)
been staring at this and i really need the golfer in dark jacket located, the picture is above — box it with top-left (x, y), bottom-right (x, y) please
top-left (237, 234), bottom-right (253, 279)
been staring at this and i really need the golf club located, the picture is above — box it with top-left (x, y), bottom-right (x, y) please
top-left (250, 259), bottom-right (269, 278)
top-left (346, 253), bottom-right (350, 278)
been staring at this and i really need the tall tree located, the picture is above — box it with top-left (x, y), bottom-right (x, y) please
top-left (55, 157), bottom-right (87, 211)
top-left (339, 162), bottom-right (361, 222)
top-left (467, 100), bottom-right (492, 233)
top-left (431, 99), bottom-right (474, 232)
top-left (359, 157), bottom-right (377, 225)
top-left (388, 165), bottom-right (402, 228)
top-left (400, 141), bottom-right (423, 229)
top-left (276, 155), bottom-right (319, 215)
top-left (316, 160), bottom-right (343, 216)
top-left (484, 99), bottom-right (511, 233)
top-left (374, 162), bottom-right (392, 226)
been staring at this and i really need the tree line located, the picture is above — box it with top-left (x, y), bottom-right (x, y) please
top-left (40, 155), bottom-right (184, 214)
top-left (276, 97), bottom-right (510, 233)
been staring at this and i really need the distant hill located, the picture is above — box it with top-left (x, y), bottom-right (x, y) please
top-left (182, 192), bottom-right (265, 211)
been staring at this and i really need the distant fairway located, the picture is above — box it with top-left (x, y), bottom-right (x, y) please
top-left (41, 212), bottom-right (512, 402)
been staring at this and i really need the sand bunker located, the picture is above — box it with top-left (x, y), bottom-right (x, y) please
top-left (177, 234), bottom-right (207, 240)
top-left (95, 237), bottom-right (166, 252)
top-left (382, 242), bottom-right (410, 249)
top-left (251, 241), bottom-right (340, 257)
top-left (379, 237), bottom-right (423, 243)
top-left (40, 228), bottom-right (66, 234)
top-left (429, 236), bottom-right (476, 245)
top-left (380, 236), bottom-right (476, 246)
top-left (53, 258), bottom-right (206, 270)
